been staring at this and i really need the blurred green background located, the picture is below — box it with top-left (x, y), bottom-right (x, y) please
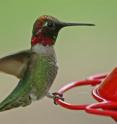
top-left (0, 0), bottom-right (116, 124)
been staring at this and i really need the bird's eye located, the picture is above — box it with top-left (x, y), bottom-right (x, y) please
top-left (47, 21), bottom-right (54, 27)
top-left (43, 21), bottom-right (55, 29)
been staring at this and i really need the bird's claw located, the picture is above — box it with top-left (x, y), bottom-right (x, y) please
top-left (52, 92), bottom-right (64, 105)
top-left (47, 92), bottom-right (64, 105)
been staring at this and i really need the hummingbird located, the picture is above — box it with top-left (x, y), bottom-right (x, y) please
top-left (0, 15), bottom-right (95, 111)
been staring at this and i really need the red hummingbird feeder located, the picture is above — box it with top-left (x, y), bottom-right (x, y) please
top-left (54, 67), bottom-right (117, 122)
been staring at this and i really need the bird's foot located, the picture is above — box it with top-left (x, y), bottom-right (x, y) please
top-left (46, 92), bottom-right (64, 105)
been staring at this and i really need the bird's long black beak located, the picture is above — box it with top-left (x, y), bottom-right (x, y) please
top-left (59, 22), bottom-right (95, 28)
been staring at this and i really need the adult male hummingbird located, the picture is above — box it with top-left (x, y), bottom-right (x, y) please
top-left (0, 15), bottom-right (95, 111)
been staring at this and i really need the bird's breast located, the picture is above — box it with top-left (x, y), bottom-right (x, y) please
top-left (28, 50), bottom-right (58, 100)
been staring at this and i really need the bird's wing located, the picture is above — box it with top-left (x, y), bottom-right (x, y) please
top-left (0, 50), bottom-right (31, 78)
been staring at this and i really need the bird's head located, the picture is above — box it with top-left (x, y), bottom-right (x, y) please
top-left (31, 15), bottom-right (95, 46)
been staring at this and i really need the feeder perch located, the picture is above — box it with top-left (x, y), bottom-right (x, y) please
top-left (54, 67), bottom-right (117, 122)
